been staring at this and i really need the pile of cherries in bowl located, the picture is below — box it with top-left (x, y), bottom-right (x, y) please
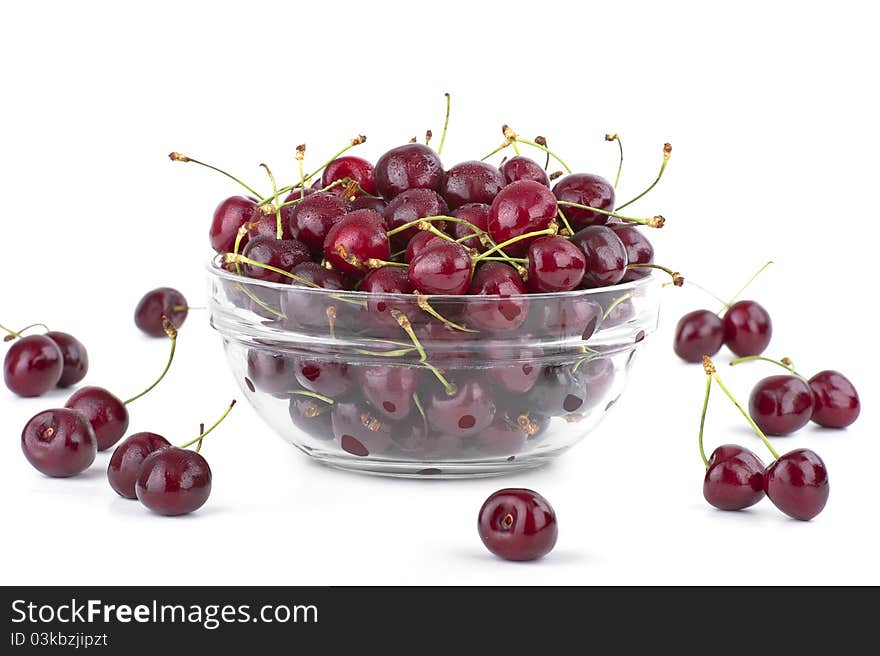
top-left (179, 116), bottom-right (674, 476)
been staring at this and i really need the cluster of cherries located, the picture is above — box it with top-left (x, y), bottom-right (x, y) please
top-left (5, 287), bottom-right (234, 516)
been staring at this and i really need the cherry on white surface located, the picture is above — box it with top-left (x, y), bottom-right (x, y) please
top-left (0, 0), bottom-right (877, 585)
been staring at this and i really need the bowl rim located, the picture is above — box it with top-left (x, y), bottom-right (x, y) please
top-left (206, 256), bottom-right (658, 301)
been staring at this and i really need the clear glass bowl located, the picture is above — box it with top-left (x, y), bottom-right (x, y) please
top-left (207, 257), bottom-right (661, 478)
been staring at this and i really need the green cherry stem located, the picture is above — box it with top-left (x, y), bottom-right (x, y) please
top-left (615, 143), bottom-right (671, 212)
top-left (277, 178), bottom-right (347, 208)
top-left (0, 322), bottom-right (22, 339)
top-left (479, 256), bottom-right (529, 264)
top-left (626, 263), bottom-right (683, 286)
top-left (474, 226), bottom-right (558, 260)
top-left (392, 310), bottom-right (457, 396)
top-left (480, 141), bottom-right (510, 162)
top-left (438, 92), bottom-right (451, 156)
top-left (556, 201), bottom-right (665, 228)
top-left (556, 207), bottom-right (575, 236)
top-left (698, 373), bottom-right (712, 468)
top-left (602, 292), bottom-right (635, 321)
top-left (534, 136), bottom-right (551, 170)
top-left (605, 133), bottom-right (624, 189)
top-left (196, 423), bottom-right (204, 453)
top-left (717, 260), bottom-right (774, 314)
top-left (178, 400), bottom-right (237, 450)
top-left (123, 319), bottom-right (178, 406)
top-left (259, 163), bottom-right (284, 240)
top-left (503, 125), bottom-right (572, 173)
top-left (414, 292), bottom-right (479, 333)
top-left (729, 355), bottom-right (806, 380)
top-left (702, 356), bottom-right (781, 461)
top-left (168, 152), bottom-right (264, 200)
top-left (289, 389), bottom-right (335, 404)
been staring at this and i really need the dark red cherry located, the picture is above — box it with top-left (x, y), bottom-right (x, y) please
top-left (241, 236), bottom-right (311, 283)
top-left (485, 346), bottom-right (541, 394)
top-left (45, 331), bottom-right (89, 388)
top-left (294, 359), bottom-right (351, 398)
top-left (21, 408), bottom-right (97, 477)
top-left (723, 300), bottom-right (772, 357)
top-left (703, 444), bottom-right (765, 511)
top-left (389, 420), bottom-right (461, 460)
top-left (374, 143), bottom-right (444, 199)
top-left (527, 297), bottom-right (602, 340)
top-left (763, 448), bottom-right (829, 521)
top-left (330, 401), bottom-right (393, 457)
top-left (441, 161), bottom-right (505, 209)
top-left (4, 335), bottom-right (63, 396)
top-left (580, 357), bottom-right (615, 409)
top-left (416, 320), bottom-right (475, 366)
top-left (321, 155), bottom-right (377, 196)
top-left (673, 310), bottom-right (725, 363)
top-left (449, 203), bottom-right (490, 252)
top-left (405, 230), bottom-right (448, 264)
top-left (408, 240), bottom-right (472, 295)
top-left (245, 205), bottom-right (295, 241)
top-left (809, 370), bottom-right (860, 428)
top-left (570, 226), bottom-right (628, 288)
top-left (210, 196), bottom-right (256, 253)
top-left (467, 262), bottom-right (529, 332)
top-left (473, 414), bottom-right (527, 457)
top-left (602, 297), bottom-right (636, 328)
top-left (425, 379), bottom-right (496, 438)
top-left (280, 262), bottom-right (348, 329)
top-left (134, 287), bottom-right (188, 337)
top-left (323, 210), bottom-right (390, 276)
top-left (357, 365), bottom-right (422, 420)
top-left (360, 267), bottom-right (416, 329)
top-left (552, 173), bottom-right (614, 228)
top-left (136, 447), bottom-right (211, 516)
top-left (350, 195), bottom-right (387, 214)
top-left (246, 350), bottom-right (296, 395)
top-left (500, 156), bottom-right (549, 186)
top-left (487, 180), bottom-right (558, 255)
top-left (383, 188), bottom-right (448, 243)
top-left (288, 397), bottom-right (332, 440)
top-left (527, 365), bottom-right (587, 416)
top-left (748, 375), bottom-right (814, 436)
top-left (478, 488), bottom-right (558, 561)
top-left (526, 236), bottom-right (586, 292)
top-left (108, 432), bottom-right (171, 498)
top-left (610, 224), bottom-right (654, 282)
top-left (289, 192), bottom-right (350, 253)
top-left (65, 386), bottom-right (129, 451)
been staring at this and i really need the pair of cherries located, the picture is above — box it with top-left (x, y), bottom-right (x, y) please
top-left (3, 324), bottom-right (89, 397)
top-left (673, 299), bottom-right (772, 363)
top-left (699, 357), bottom-right (829, 521)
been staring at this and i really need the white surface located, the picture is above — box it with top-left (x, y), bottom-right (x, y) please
top-left (1, 1), bottom-right (877, 585)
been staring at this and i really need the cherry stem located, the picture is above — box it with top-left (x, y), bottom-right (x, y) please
top-left (512, 133), bottom-right (571, 173)
top-left (718, 260), bottom-right (774, 314)
top-left (605, 133), bottom-right (624, 189)
top-left (412, 391), bottom-right (428, 433)
top-left (414, 292), bottom-right (479, 333)
top-left (178, 400), bottom-right (237, 450)
top-left (438, 92), bottom-right (451, 156)
top-left (556, 201), bottom-right (665, 228)
top-left (260, 163), bottom-right (284, 240)
top-left (366, 259), bottom-right (408, 269)
top-left (698, 374), bottom-right (712, 468)
top-left (615, 143), bottom-right (671, 212)
top-left (475, 226), bottom-right (558, 260)
top-left (0, 322), bottom-right (22, 339)
top-left (289, 389), bottom-right (334, 404)
top-left (326, 306), bottom-right (337, 340)
top-left (702, 356), bottom-right (781, 461)
top-left (534, 136), bottom-right (550, 170)
top-left (556, 207), bottom-right (575, 236)
top-left (2, 322), bottom-right (51, 341)
top-left (225, 253), bottom-right (316, 287)
top-left (480, 141), bottom-right (510, 162)
top-left (626, 263), bottom-right (683, 286)
top-left (479, 256), bottom-right (529, 264)
top-left (168, 153), bottom-right (264, 200)
top-left (295, 144), bottom-right (306, 207)
top-left (196, 423), bottom-right (204, 454)
top-left (729, 355), bottom-right (806, 380)
top-left (391, 310), bottom-right (457, 396)
top-left (352, 346), bottom-right (417, 357)
top-left (602, 292), bottom-right (635, 321)
top-left (674, 280), bottom-right (729, 308)
top-left (277, 179), bottom-right (347, 208)
top-left (123, 318), bottom-right (177, 405)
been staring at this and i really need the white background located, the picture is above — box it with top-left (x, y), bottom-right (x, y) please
top-left (1, 1), bottom-right (877, 585)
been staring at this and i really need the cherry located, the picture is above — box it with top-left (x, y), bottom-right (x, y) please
top-left (449, 203), bottom-right (490, 252)
top-left (374, 143), bottom-right (444, 199)
top-left (425, 379), bottom-right (496, 438)
top-left (330, 401), bottom-right (394, 457)
top-left (441, 160), bottom-right (505, 209)
top-left (136, 447), bottom-right (211, 516)
top-left (245, 205), bottom-right (295, 241)
top-left (500, 156), bottom-right (549, 186)
top-left (763, 449), bottom-right (829, 521)
top-left (748, 375), bottom-right (813, 436)
top-left (478, 488), bottom-right (558, 561)
top-left (108, 432), bottom-right (171, 498)
top-left (45, 331), bottom-right (89, 388)
top-left (21, 408), bottom-right (97, 477)
top-left (408, 240), bottom-right (472, 295)
top-left (288, 396), bottom-right (332, 440)
top-left (4, 334), bottom-right (63, 396)
top-left (809, 370), bottom-right (860, 428)
top-left (527, 365), bottom-right (587, 416)
top-left (247, 350), bottom-right (296, 395)
top-left (65, 386), bottom-right (129, 451)
top-left (569, 226), bottom-right (628, 288)
top-left (580, 357), bottom-right (615, 409)
top-left (357, 364), bottom-right (422, 420)
top-left (288, 192), bottom-right (350, 253)
top-left (280, 262), bottom-right (348, 329)
top-left (602, 296), bottom-right (636, 328)
top-left (405, 230), bottom-right (448, 264)
top-left (473, 414), bottom-right (528, 457)
top-left (350, 195), bottom-right (387, 214)
top-left (294, 359), bottom-right (352, 398)
top-left (610, 224), bottom-right (654, 282)
top-left (241, 236), bottom-right (311, 283)
top-left (391, 421), bottom-right (462, 460)
top-left (723, 300), bottom-right (772, 357)
top-left (383, 188), bottom-right (448, 243)
top-left (134, 287), bottom-right (188, 337)
top-left (360, 267), bottom-right (416, 328)
top-left (467, 262), bottom-right (529, 331)
top-left (552, 173), bottom-right (615, 228)
top-left (323, 210), bottom-right (390, 276)
top-left (487, 180), bottom-right (558, 255)
top-left (210, 196), bottom-right (256, 253)
top-left (485, 346), bottom-right (541, 394)
top-left (526, 236), bottom-right (586, 292)
top-left (527, 297), bottom-right (602, 340)
top-left (703, 445), bottom-right (766, 511)
top-left (415, 320), bottom-right (474, 366)
top-left (321, 155), bottom-right (377, 196)
top-left (673, 310), bottom-right (725, 363)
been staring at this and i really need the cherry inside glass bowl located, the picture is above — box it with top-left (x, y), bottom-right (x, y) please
top-left (208, 257), bottom-right (660, 478)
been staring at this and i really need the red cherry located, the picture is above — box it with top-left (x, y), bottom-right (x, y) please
top-left (136, 447), bottom-right (212, 516)
top-left (610, 224), bottom-right (654, 282)
top-left (360, 267), bottom-right (416, 329)
top-left (473, 414), bottom-right (528, 457)
top-left (478, 488), bottom-right (558, 561)
top-left (289, 192), bottom-right (350, 253)
top-left (294, 359), bottom-right (352, 399)
top-left (330, 401), bottom-right (394, 457)
top-left (374, 144), bottom-right (444, 199)
top-left (4, 334), bottom-right (63, 396)
top-left (108, 432), bottom-right (171, 498)
top-left (323, 210), bottom-right (390, 276)
top-left (134, 287), bottom-right (188, 337)
top-left (245, 206), bottom-right (295, 241)
top-left (321, 155), bottom-right (377, 196)
top-left (210, 196), bottom-right (256, 253)
top-left (748, 375), bottom-right (813, 436)
top-left (570, 225), bottom-right (628, 288)
top-left (247, 350), bottom-right (296, 395)
top-left (809, 370), bottom-right (860, 428)
top-left (449, 203), bottom-right (490, 252)
top-left (405, 230), bottom-right (448, 264)
top-left (703, 445), bottom-right (766, 511)
top-left (467, 262), bottom-right (529, 332)
top-left (500, 156), bottom-right (549, 186)
top-left (487, 180), bottom-right (558, 255)
top-left (673, 310), bottom-right (725, 363)
top-left (723, 300), bottom-right (772, 357)
top-left (357, 364), bottom-right (422, 421)
top-left (526, 236), bottom-right (586, 292)
top-left (21, 408), bottom-right (97, 477)
top-left (45, 331), bottom-right (89, 388)
top-left (425, 379), bottom-right (496, 438)
top-left (350, 195), bottom-right (387, 214)
top-left (241, 236), bottom-right (311, 283)
top-left (65, 386), bottom-right (130, 451)
top-left (408, 240), bottom-right (472, 295)
top-left (763, 449), bottom-right (829, 521)
top-left (552, 173), bottom-right (615, 228)
top-left (383, 188), bottom-right (448, 243)
top-left (441, 160), bottom-right (505, 209)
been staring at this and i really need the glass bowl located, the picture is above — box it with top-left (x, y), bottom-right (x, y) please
top-left (207, 257), bottom-right (660, 478)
